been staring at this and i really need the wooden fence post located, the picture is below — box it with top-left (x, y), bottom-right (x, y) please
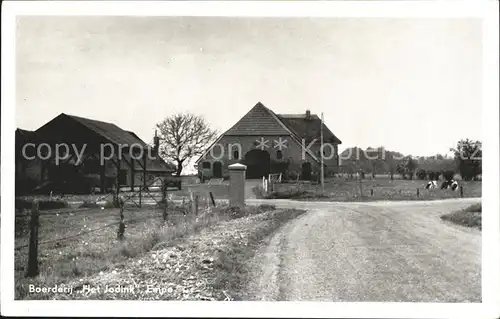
top-left (139, 184), bottom-right (142, 208)
top-left (359, 178), bottom-right (363, 197)
top-left (195, 195), bottom-right (199, 216)
top-left (26, 201), bottom-right (40, 278)
top-left (142, 155), bottom-right (147, 207)
top-left (117, 205), bottom-right (125, 240)
top-left (209, 192), bottom-right (216, 207)
top-left (189, 190), bottom-right (194, 215)
top-left (162, 180), bottom-right (168, 223)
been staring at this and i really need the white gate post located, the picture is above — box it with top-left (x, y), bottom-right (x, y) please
top-left (228, 163), bottom-right (246, 208)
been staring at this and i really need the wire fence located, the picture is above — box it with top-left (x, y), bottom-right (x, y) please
top-left (15, 178), bottom-right (219, 278)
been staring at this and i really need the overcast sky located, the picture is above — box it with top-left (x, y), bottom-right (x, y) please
top-left (16, 16), bottom-right (482, 159)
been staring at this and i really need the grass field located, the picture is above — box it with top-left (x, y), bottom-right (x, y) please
top-left (14, 200), bottom-right (228, 299)
top-left (263, 178), bottom-right (482, 201)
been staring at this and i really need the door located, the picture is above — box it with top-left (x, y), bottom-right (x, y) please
top-left (301, 162), bottom-right (312, 180)
top-left (244, 149), bottom-right (271, 179)
top-left (213, 161), bottom-right (223, 178)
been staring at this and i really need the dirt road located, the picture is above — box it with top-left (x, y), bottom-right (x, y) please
top-left (245, 198), bottom-right (481, 302)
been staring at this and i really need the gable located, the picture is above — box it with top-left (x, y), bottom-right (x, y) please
top-left (224, 102), bottom-right (290, 136)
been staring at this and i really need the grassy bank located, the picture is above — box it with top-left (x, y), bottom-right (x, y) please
top-left (440, 203), bottom-right (482, 230)
top-left (16, 203), bottom-right (305, 300)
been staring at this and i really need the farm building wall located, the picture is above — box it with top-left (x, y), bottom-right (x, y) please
top-left (198, 135), bottom-right (339, 179)
top-left (16, 157), bottom-right (43, 183)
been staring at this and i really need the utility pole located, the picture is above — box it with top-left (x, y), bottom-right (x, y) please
top-left (320, 112), bottom-right (325, 192)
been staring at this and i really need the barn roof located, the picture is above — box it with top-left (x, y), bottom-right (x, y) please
top-left (222, 102), bottom-right (341, 144)
top-left (278, 114), bottom-right (342, 144)
top-left (15, 128), bottom-right (37, 143)
top-left (34, 113), bottom-right (175, 173)
top-left (68, 115), bottom-right (175, 172)
top-left (65, 114), bottom-right (149, 148)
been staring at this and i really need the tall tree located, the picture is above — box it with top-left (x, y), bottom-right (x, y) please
top-left (397, 156), bottom-right (418, 179)
top-left (451, 139), bottom-right (482, 181)
top-left (156, 113), bottom-right (218, 176)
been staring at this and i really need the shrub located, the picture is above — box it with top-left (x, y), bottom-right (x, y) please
top-left (428, 171), bottom-right (440, 181)
top-left (416, 169), bottom-right (427, 180)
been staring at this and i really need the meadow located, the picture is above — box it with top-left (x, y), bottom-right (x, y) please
top-left (264, 177), bottom-right (482, 201)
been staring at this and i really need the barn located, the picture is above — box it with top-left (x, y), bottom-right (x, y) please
top-left (15, 113), bottom-right (175, 194)
top-left (195, 102), bottom-right (342, 180)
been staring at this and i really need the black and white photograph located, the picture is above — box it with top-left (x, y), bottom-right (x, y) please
top-left (1, 1), bottom-right (499, 318)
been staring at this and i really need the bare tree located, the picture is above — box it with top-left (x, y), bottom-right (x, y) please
top-left (156, 113), bottom-right (218, 176)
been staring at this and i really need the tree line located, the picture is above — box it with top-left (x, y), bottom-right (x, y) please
top-left (154, 112), bottom-right (482, 181)
top-left (339, 139), bottom-right (481, 181)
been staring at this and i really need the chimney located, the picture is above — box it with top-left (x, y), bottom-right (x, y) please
top-left (153, 130), bottom-right (160, 152)
top-left (305, 110), bottom-right (311, 120)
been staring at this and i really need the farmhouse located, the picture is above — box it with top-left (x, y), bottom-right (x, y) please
top-left (15, 113), bottom-right (175, 194)
top-left (196, 102), bottom-right (342, 180)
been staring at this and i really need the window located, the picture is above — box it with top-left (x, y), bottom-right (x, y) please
top-left (233, 150), bottom-right (240, 160)
top-left (276, 150), bottom-right (283, 160)
top-left (202, 162), bottom-right (211, 169)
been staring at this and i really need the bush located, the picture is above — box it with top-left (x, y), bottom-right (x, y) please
top-left (428, 171), bottom-right (441, 181)
top-left (416, 169), bottom-right (427, 180)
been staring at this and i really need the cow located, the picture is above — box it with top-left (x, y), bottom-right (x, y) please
top-left (425, 180), bottom-right (438, 189)
top-left (441, 180), bottom-right (459, 191)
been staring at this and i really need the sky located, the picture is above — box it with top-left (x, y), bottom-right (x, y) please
top-left (16, 16), bottom-right (482, 169)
